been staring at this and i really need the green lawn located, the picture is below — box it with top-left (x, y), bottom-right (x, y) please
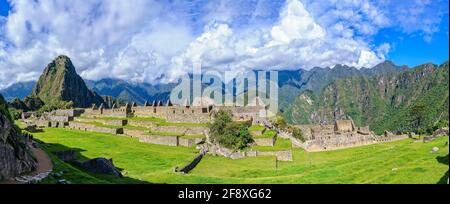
top-left (32, 128), bottom-right (449, 184)
top-left (250, 138), bottom-right (292, 151)
top-left (249, 125), bottom-right (265, 132)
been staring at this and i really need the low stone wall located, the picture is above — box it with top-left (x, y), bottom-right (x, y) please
top-left (207, 144), bottom-right (293, 161)
top-left (68, 122), bottom-right (123, 135)
top-left (373, 134), bottom-right (408, 142)
top-left (127, 120), bottom-right (157, 128)
top-left (74, 118), bottom-right (127, 127)
top-left (166, 113), bottom-right (210, 124)
top-left (178, 138), bottom-right (204, 147)
top-left (55, 109), bottom-right (84, 117)
top-left (122, 129), bottom-right (148, 138)
top-left (254, 137), bottom-right (275, 146)
top-left (257, 150), bottom-right (292, 161)
top-left (50, 121), bottom-right (69, 128)
top-left (137, 135), bottom-right (202, 147)
top-left (137, 135), bottom-right (179, 146)
top-left (49, 116), bottom-right (73, 122)
top-left (35, 120), bottom-right (50, 128)
top-left (104, 120), bottom-right (127, 126)
top-left (152, 125), bottom-right (208, 135)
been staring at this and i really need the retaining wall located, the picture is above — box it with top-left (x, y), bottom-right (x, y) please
top-left (254, 137), bottom-right (275, 146)
top-left (68, 122), bottom-right (123, 135)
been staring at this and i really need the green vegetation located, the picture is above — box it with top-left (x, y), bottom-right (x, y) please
top-left (285, 62), bottom-right (449, 135)
top-left (34, 128), bottom-right (200, 184)
top-left (31, 127), bottom-right (448, 184)
top-left (272, 113), bottom-right (304, 141)
top-left (209, 110), bottom-right (253, 150)
top-left (250, 138), bottom-right (292, 151)
top-left (248, 125), bottom-right (265, 132)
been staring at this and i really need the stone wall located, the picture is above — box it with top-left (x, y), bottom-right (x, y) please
top-left (254, 137), bottom-right (275, 146)
top-left (207, 144), bottom-right (293, 161)
top-left (122, 129), bottom-right (148, 138)
top-left (54, 109), bottom-right (84, 117)
top-left (127, 120), bottom-right (157, 128)
top-left (132, 106), bottom-right (212, 123)
top-left (178, 138), bottom-right (204, 147)
top-left (74, 118), bottom-right (127, 127)
top-left (35, 120), bottom-right (50, 128)
top-left (68, 122), bottom-right (123, 135)
top-left (101, 109), bottom-right (130, 118)
top-left (152, 125), bottom-right (208, 135)
top-left (49, 115), bottom-right (73, 122)
top-left (132, 106), bottom-right (167, 119)
top-left (103, 120), bottom-right (127, 126)
top-left (257, 150), bottom-right (293, 161)
top-left (137, 135), bottom-right (179, 146)
top-left (304, 133), bottom-right (376, 151)
top-left (50, 121), bottom-right (69, 128)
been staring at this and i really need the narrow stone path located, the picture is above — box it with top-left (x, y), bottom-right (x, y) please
top-left (1, 142), bottom-right (53, 184)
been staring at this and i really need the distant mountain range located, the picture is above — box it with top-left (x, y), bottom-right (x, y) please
top-left (1, 60), bottom-right (409, 108)
top-left (3, 57), bottom-right (449, 134)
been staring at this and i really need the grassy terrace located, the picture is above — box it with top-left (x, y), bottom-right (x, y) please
top-left (257, 130), bottom-right (277, 138)
top-left (78, 116), bottom-right (208, 127)
top-left (30, 126), bottom-right (449, 184)
top-left (250, 138), bottom-right (292, 152)
top-left (248, 125), bottom-right (265, 132)
top-left (76, 121), bottom-right (204, 139)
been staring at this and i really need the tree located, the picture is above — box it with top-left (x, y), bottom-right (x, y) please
top-left (410, 102), bottom-right (426, 129)
top-left (209, 110), bottom-right (253, 150)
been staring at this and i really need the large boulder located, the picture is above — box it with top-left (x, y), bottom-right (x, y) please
top-left (53, 150), bottom-right (77, 162)
top-left (0, 94), bottom-right (37, 181)
top-left (76, 158), bottom-right (122, 177)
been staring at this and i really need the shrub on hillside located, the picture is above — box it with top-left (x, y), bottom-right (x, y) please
top-left (272, 113), bottom-right (305, 142)
top-left (209, 110), bottom-right (253, 150)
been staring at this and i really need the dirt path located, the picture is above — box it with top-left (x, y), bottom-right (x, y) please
top-left (1, 142), bottom-right (53, 184)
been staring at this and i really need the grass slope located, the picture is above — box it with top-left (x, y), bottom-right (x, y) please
top-left (33, 128), bottom-right (448, 184)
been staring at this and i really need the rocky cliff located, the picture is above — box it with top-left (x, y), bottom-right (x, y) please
top-left (31, 55), bottom-right (104, 108)
top-left (0, 94), bottom-right (37, 181)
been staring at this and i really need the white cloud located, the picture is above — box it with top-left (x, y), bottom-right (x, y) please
top-left (0, 0), bottom-right (193, 88)
top-left (0, 0), bottom-right (447, 89)
top-left (168, 0), bottom-right (387, 78)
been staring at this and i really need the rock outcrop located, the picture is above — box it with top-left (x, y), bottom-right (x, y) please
top-left (31, 55), bottom-right (104, 108)
top-left (75, 158), bottom-right (123, 177)
top-left (0, 94), bottom-right (37, 181)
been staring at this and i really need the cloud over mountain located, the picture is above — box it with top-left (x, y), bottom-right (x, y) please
top-left (0, 0), bottom-right (448, 89)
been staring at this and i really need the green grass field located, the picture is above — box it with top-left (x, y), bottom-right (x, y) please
top-left (32, 128), bottom-right (448, 184)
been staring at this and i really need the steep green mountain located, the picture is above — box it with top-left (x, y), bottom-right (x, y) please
top-left (31, 55), bottom-right (104, 108)
top-left (0, 94), bottom-right (37, 180)
top-left (277, 61), bottom-right (405, 112)
top-left (285, 61), bottom-right (449, 134)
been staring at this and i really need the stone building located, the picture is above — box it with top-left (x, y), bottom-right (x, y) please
top-left (295, 119), bottom-right (408, 151)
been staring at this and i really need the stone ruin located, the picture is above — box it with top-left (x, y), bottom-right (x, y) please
top-left (296, 119), bottom-right (408, 151)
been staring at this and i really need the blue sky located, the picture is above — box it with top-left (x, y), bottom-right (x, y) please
top-left (0, 0), bottom-right (448, 88)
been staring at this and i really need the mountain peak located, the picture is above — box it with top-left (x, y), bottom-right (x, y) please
top-left (48, 55), bottom-right (76, 73)
top-left (31, 55), bottom-right (104, 108)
